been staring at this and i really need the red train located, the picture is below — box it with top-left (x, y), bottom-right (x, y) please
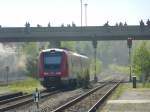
top-left (38, 48), bottom-right (90, 89)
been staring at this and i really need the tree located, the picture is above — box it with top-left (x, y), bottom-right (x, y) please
top-left (132, 41), bottom-right (150, 81)
top-left (61, 41), bottom-right (76, 51)
top-left (90, 58), bottom-right (102, 75)
top-left (22, 42), bottom-right (39, 77)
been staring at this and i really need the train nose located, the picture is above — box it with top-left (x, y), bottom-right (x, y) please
top-left (44, 72), bottom-right (49, 75)
top-left (56, 72), bottom-right (61, 75)
top-left (44, 72), bottom-right (61, 76)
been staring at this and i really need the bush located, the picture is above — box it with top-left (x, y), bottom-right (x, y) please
top-left (109, 64), bottom-right (129, 75)
top-left (90, 59), bottom-right (102, 75)
top-left (132, 41), bottom-right (150, 81)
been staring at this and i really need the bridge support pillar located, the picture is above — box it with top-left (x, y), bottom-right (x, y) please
top-left (92, 40), bottom-right (98, 82)
top-left (50, 41), bottom-right (61, 48)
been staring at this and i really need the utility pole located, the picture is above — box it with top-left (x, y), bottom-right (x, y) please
top-left (84, 3), bottom-right (88, 26)
top-left (80, 0), bottom-right (83, 27)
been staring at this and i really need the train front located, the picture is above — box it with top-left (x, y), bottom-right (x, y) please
top-left (38, 49), bottom-right (67, 89)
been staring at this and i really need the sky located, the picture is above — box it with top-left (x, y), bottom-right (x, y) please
top-left (0, 0), bottom-right (150, 27)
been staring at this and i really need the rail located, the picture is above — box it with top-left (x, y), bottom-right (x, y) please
top-left (52, 82), bottom-right (110, 112)
top-left (87, 80), bottom-right (121, 112)
top-left (0, 90), bottom-right (59, 111)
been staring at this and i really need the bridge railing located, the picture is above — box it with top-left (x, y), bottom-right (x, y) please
top-left (0, 26), bottom-right (150, 35)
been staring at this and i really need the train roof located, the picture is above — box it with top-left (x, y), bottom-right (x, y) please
top-left (41, 48), bottom-right (88, 59)
top-left (41, 48), bottom-right (66, 53)
top-left (71, 52), bottom-right (88, 59)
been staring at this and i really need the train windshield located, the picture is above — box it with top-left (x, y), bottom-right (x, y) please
top-left (43, 52), bottom-right (62, 71)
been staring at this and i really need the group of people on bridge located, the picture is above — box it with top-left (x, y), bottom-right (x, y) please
top-left (1, 20), bottom-right (150, 29)
top-left (24, 19), bottom-right (150, 28)
top-left (140, 19), bottom-right (150, 27)
top-left (103, 21), bottom-right (127, 27)
top-left (104, 19), bottom-right (150, 28)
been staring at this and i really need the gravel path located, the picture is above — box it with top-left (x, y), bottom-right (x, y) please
top-left (119, 90), bottom-right (150, 100)
top-left (102, 87), bottom-right (150, 112)
top-left (8, 89), bottom-right (85, 112)
top-left (40, 89), bottom-right (85, 112)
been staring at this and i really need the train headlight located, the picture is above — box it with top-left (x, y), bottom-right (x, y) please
top-left (44, 72), bottom-right (48, 75)
top-left (56, 72), bottom-right (61, 75)
top-left (39, 78), bottom-right (44, 81)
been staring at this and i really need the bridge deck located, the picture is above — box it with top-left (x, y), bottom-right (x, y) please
top-left (0, 26), bottom-right (150, 42)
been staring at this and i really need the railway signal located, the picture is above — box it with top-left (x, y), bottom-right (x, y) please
top-left (127, 37), bottom-right (132, 48)
top-left (127, 38), bottom-right (133, 82)
top-left (92, 40), bottom-right (98, 82)
top-left (5, 66), bottom-right (9, 86)
top-left (33, 88), bottom-right (40, 110)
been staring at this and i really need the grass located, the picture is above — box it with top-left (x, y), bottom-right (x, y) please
top-left (0, 77), bottom-right (43, 93)
top-left (110, 82), bottom-right (150, 100)
top-left (101, 82), bottom-right (150, 112)
top-left (110, 83), bottom-right (132, 100)
top-left (109, 64), bottom-right (129, 75)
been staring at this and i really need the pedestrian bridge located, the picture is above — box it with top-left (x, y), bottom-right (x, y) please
top-left (0, 25), bottom-right (150, 42)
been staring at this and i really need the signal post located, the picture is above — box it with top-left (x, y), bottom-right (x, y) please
top-left (33, 88), bottom-right (40, 110)
top-left (92, 40), bottom-right (98, 82)
top-left (127, 38), bottom-right (132, 82)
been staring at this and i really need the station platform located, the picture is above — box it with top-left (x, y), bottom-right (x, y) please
top-left (102, 84), bottom-right (150, 112)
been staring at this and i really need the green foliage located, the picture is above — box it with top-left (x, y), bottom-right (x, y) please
top-left (110, 83), bottom-right (132, 100)
top-left (144, 81), bottom-right (150, 88)
top-left (0, 78), bottom-right (43, 93)
top-left (61, 41), bottom-right (76, 51)
top-left (90, 59), bottom-right (102, 75)
top-left (132, 41), bottom-right (150, 79)
top-left (97, 41), bottom-right (129, 67)
top-left (109, 64), bottom-right (129, 75)
top-left (76, 41), bottom-right (93, 57)
top-left (22, 42), bottom-right (39, 77)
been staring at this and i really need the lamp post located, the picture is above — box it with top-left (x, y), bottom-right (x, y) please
top-left (80, 0), bottom-right (83, 27)
top-left (84, 3), bottom-right (88, 26)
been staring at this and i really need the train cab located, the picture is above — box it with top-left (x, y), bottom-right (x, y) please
top-left (38, 48), bottom-right (90, 89)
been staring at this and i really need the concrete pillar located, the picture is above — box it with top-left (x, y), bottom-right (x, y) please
top-left (50, 41), bottom-right (61, 48)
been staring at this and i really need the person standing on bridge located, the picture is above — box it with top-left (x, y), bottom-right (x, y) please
top-left (140, 20), bottom-right (145, 31)
top-left (104, 21), bottom-right (109, 26)
top-left (48, 22), bottom-right (51, 27)
top-left (25, 22), bottom-right (30, 33)
top-left (119, 22), bottom-right (123, 27)
top-left (140, 20), bottom-right (144, 27)
top-left (124, 22), bottom-right (127, 26)
top-left (115, 22), bottom-right (119, 27)
top-left (146, 19), bottom-right (150, 27)
top-left (25, 22), bottom-right (30, 28)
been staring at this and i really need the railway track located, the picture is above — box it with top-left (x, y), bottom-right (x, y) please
top-left (88, 81), bottom-right (121, 112)
top-left (0, 90), bottom-right (59, 111)
top-left (50, 79), bottom-right (122, 112)
top-left (0, 92), bottom-right (23, 101)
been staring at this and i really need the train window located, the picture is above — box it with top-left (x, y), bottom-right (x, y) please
top-left (44, 56), bottom-right (61, 64)
top-left (43, 52), bottom-right (62, 71)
